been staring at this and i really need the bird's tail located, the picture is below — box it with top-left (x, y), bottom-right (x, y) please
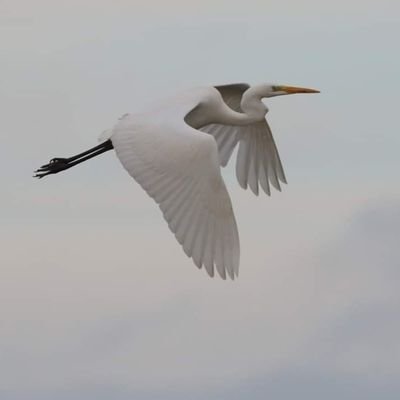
top-left (98, 113), bottom-right (130, 143)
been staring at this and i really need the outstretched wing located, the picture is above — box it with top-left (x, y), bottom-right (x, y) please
top-left (200, 83), bottom-right (287, 196)
top-left (110, 114), bottom-right (240, 280)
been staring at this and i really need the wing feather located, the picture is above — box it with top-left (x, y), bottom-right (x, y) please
top-left (200, 83), bottom-right (287, 195)
top-left (111, 116), bottom-right (239, 279)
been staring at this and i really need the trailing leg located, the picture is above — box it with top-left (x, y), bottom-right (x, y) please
top-left (34, 140), bottom-right (114, 178)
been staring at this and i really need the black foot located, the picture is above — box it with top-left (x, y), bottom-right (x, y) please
top-left (34, 157), bottom-right (71, 178)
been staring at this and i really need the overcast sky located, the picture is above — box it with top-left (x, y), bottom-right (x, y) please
top-left (1, 1), bottom-right (400, 399)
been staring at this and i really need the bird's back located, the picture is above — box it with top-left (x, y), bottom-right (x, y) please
top-left (147, 86), bottom-right (224, 128)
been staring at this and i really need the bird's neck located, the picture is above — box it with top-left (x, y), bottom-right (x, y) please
top-left (240, 86), bottom-right (268, 121)
top-left (221, 86), bottom-right (267, 126)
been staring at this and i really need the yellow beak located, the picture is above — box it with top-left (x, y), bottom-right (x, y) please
top-left (276, 85), bottom-right (320, 94)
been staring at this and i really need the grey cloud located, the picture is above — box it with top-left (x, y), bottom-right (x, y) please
top-left (303, 200), bottom-right (400, 378)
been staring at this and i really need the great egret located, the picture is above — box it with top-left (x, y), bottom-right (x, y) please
top-left (34, 83), bottom-right (319, 279)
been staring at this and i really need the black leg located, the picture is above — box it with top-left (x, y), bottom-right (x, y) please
top-left (34, 140), bottom-right (114, 178)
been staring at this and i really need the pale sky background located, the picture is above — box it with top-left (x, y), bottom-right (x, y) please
top-left (1, 0), bottom-right (400, 399)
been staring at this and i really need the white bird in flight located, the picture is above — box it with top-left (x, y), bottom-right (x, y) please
top-left (35, 83), bottom-right (319, 279)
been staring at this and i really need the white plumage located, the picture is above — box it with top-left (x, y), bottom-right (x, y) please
top-left (35, 83), bottom-right (319, 279)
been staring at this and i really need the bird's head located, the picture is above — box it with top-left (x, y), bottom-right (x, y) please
top-left (261, 84), bottom-right (320, 98)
